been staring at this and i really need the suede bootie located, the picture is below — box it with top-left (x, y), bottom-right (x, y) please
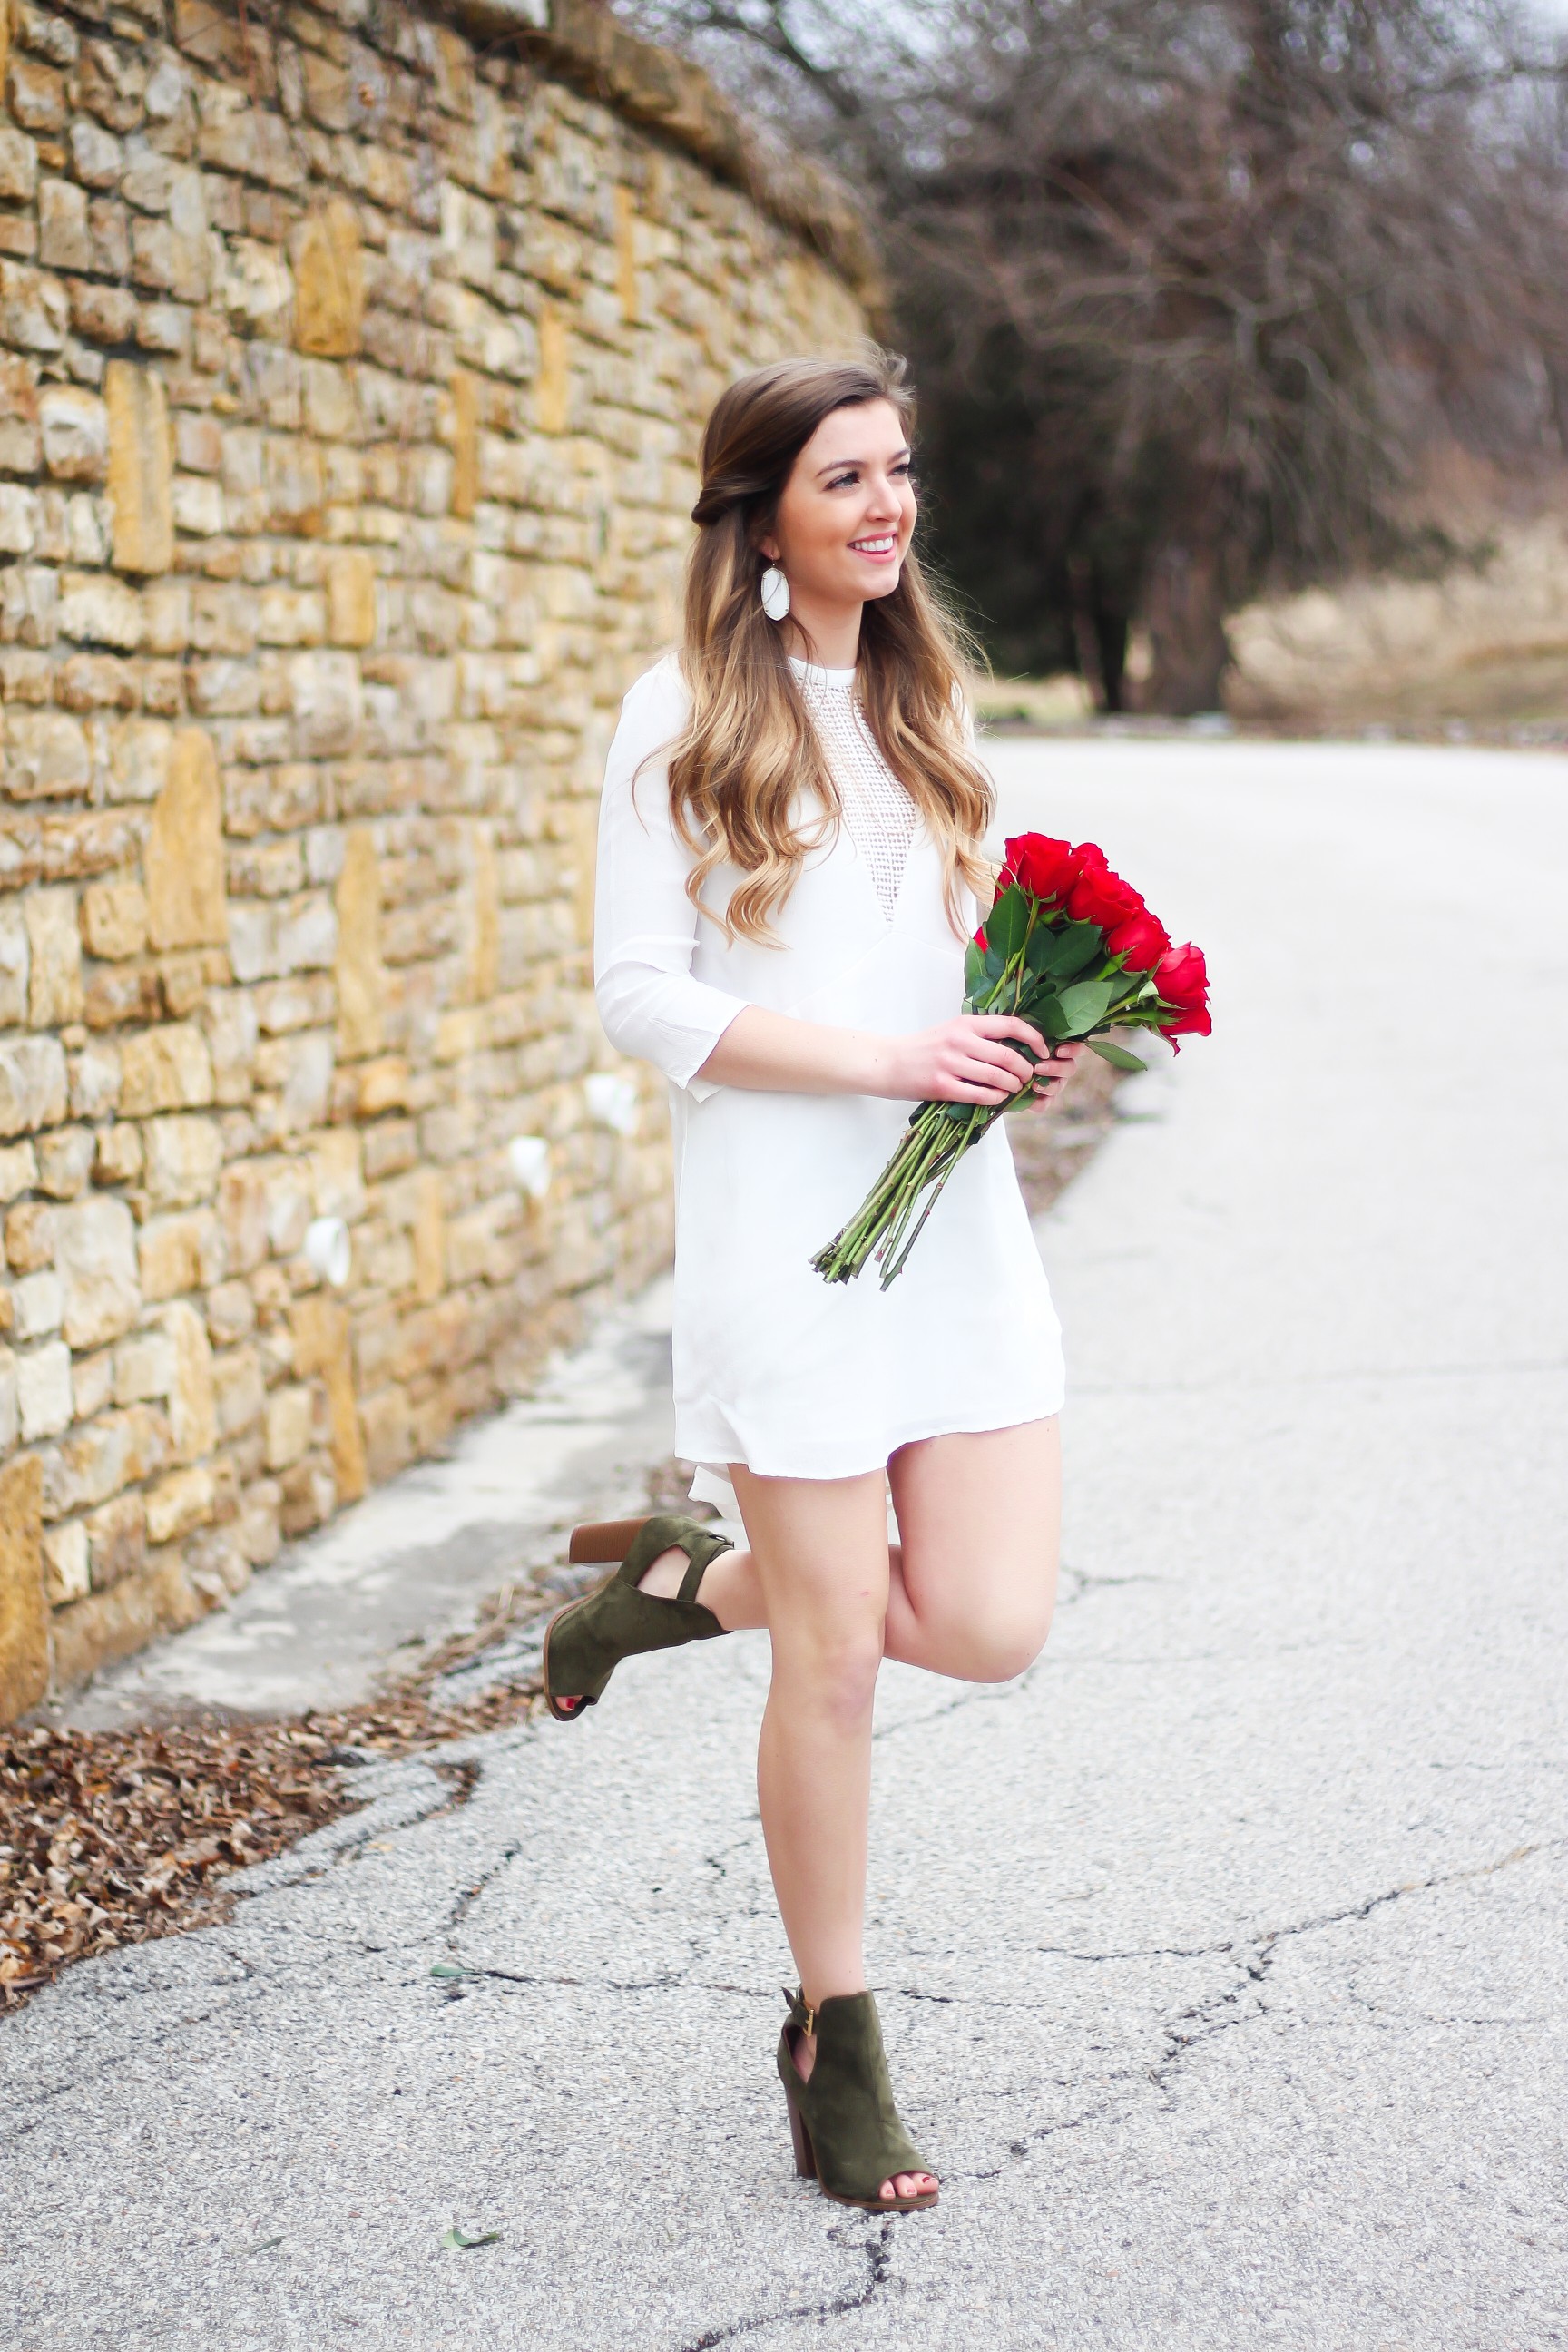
top-left (777, 1986), bottom-right (938, 2211)
top-left (542, 1514), bottom-right (731, 1721)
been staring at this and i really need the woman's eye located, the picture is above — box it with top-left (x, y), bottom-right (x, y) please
top-left (827, 470), bottom-right (858, 490)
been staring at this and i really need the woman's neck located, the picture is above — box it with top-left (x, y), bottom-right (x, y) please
top-left (780, 594), bottom-right (863, 671)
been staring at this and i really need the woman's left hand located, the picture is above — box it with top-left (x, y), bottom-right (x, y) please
top-left (1023, 1037), bottom-right (1087, 1112)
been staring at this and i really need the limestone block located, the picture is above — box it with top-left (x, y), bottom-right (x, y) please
top-left (42, 1520), bottom-right (91, 1608)
top-left (54, 1194), bottom-right (139, 1349)
top-left (163, 1298), bottom-right (217, 1463)
top-left (108, 715), bottom-right (172, 802)
top-left (59, 570), bottom-right (143, 651)
top-left (464, 824), bottom-right (501, 1004)
top-left (73, 1345), bottom-right (113, 1424)
top-left (0, 354), bottom-right (39, 472)
top-left (614, 183), bottom-right (640, 324)
top-left (0, 1142), bottom-right (38, 1202)
top-left (35, 1126), bottom-right (95, 1199)
top-left (326, 549), bottom-right (377, 649)
top-left (24, 888), bottom-right (83, 1027)
top-left (536, 300), bottom-right (571, 434)
top-left (81, 877), bottom-right (149, 960)
top-left (83, 1492), bottom-right (146, 1592)
top-left (212, 1343), bottom-right (262, 1439)
top-left (311, 1128), bottom-right (364, 1224)
top-left (203, 986), bottom-right (259, 1107)
top-left (39, 178), bottom-right (92, 273)
top-left (113, 1327), bottom-right (172, 1405)
top-left (292, 1293), bottom-right (366, 1504)
top-left (119, 1024), bottom-right (213, 1117)
top-left (216, 1161), bottom-right (269, 1272)
top-left (0, 483), bottom-right (37, 556)
top-left (68, 1044), bottom-right (120, 1122)
top-left (0, 1037), bottom-right (68, 1137)
top-left (11, 1270), bottom-right (63, 1339)
top-left (450, 370), bottom-right (479, 520)
top-left (205, 1279), bottom-right (254, 1347)
top-left (171, 475), bottom-right (225, 536)
top-left (0, 124), bottom-right (37, 205)
top-left (145, 727), bottom-right (228, 951)
top-left (94, 1123), bottom-right (142, 1186)
top-left (288, 650), bottom-right (362, 757)
top-left (413, 1165), bottom-right (445, 1304)
top-left (19, 1339), bottom-right (73, 1440)
top-left (69, 116), bottom-right (121, 190)
top-left (0, 258), bottom-right (68, 353)
top-left (293, 197), bottom-right (363, 358)
top-left (142, 1112), bottom-right (222, 1208)
top-left (138, 1207), bottom-right (224, 1301)
top-left (0, 910), bottom-right (25, 1029)
top-left (333, 825), bottom-right (384, 1059)
top-left (104, 359), bottom-right (173, 576)
top-left (0, 1456), bottom-right (48, 1725)
top-left (145, 1464), bottom-right (215, 1545)
top-left (6, 1200), bottom-right (57, 1271)
top-left (357, 1058), bottom-right (407, 1118)
top-left (263, 1381), bottom-right (312, 1472)
top-left (5, 708), bottom-right (92, 799)
top-left (39, 385), bottom-right (109, 484)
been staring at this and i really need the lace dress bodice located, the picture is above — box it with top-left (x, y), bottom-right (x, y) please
top-left (790, 658), bottom-right (916, 921)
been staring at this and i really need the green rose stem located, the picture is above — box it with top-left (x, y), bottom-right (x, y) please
top-left (811, 889), bottom-right (1176, 1289)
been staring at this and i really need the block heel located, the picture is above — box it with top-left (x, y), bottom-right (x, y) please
top-left (542, 1514), bottom-right (732, 1721)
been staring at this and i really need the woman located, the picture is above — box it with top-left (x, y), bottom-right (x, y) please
top-left (543, 350), bottom-right (1083, 2213)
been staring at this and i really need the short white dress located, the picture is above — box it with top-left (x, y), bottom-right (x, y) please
top-left (594, 652), bottom-right (1065, 1486)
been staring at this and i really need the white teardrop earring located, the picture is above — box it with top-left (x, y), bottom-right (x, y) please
top-left (760, 564), bottom-right (790, 622)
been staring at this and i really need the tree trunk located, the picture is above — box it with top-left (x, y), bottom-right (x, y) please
top-left (1068, 554), bottom-right (1131, 714)
top-left (1140, 534), bottom-right (1231, 716)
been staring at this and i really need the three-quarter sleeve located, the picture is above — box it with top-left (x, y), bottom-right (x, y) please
top-left (593, 660), bottom-right (750, 1099)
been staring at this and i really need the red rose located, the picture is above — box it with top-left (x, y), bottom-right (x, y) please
top-left (1000, 833), bottom-right (1080, 903)
top-left (1105, 907), bottom-right (1171, 972)
top-left (973, 924), bottom-right (988, 951)
top-left (1156, 941), bottom-right (1211, 1040)
top-left (1065, 851), bottom-right (1145, 932)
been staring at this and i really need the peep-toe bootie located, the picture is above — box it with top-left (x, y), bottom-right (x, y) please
top-left (542, 1514), bottom-right (732, 1721)
top-left (777, 1987), bottom-right (938, 2211)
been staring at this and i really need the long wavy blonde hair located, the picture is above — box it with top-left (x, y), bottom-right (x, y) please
top-left (666, 349), bottom-right (993, 942)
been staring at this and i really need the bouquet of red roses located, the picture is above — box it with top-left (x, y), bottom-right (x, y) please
top-left (811, 831), bottom-right (1210, 1289)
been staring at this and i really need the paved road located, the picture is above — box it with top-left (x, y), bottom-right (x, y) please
top-left (5, 739), bottom-right (1566, 2351)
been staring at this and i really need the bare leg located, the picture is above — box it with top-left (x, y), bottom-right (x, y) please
top-left (730, 1462), bottom-right (936, 2204)
top-left (642, 1417), bottom-right (1060, 1678)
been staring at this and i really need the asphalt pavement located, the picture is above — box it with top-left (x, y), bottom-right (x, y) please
top-left (3, 735), bottom-right (1564, 2352)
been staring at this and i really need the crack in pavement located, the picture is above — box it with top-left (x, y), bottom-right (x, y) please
top-left (677, 2217), bottom-right (897, 2350)
top-left (1147, 1837), bottom-right (1564, 2098)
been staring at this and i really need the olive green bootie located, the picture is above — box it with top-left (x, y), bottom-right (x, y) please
top-left (777, 1986), bottom-right (938, 2211)
top-left (542, 1514), bottom-right (732, 1721)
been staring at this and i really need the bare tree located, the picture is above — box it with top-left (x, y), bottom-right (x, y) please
top-left (620, 0), bottom-right (1568, 711)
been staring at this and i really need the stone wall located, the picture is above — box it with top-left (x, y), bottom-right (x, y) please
top-left (0, 0), bottom-right (869, 1717)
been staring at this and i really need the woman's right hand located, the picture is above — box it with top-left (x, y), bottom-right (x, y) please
top-left (885, 1015), bottom-right (1052, 1105)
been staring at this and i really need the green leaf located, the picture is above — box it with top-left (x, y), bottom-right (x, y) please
top-left (1035, 919), bottom-right (1104, 979)
top-left (963, 941), bottom-right (985, 999)
top-left (1053, 978), bottom-right (1118, 1034)
top-left (441, 2228), bottom-right (503, 2251)
top-left (1086, 1036), bottom-right (1148, 1073)
top-left (985, 885), bottom-right (1029, 957)
top-left (429, 1962), bottom-right (470, 1980)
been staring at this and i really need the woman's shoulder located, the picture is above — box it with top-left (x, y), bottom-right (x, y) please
top-left (617, 650), bottom-right (691, 736)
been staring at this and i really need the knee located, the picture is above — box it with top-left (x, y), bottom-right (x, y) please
top-left (944, 1601), bottom-right (1053, 1685)
top-left (777, 1623), bottom-right (885, 1730)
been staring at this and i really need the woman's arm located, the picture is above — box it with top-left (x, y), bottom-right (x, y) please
top-left (698, 1004), bottom-right (1086, 1108)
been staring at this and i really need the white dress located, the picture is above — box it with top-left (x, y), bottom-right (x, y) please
top-left (594, 652), bottom-right (1065, 1485)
